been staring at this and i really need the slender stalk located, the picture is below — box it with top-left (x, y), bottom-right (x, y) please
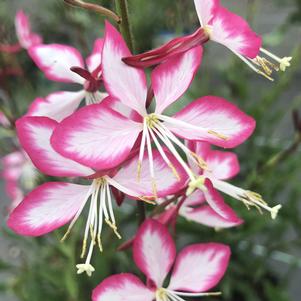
top-left (64, 0), bottom-right (121, 23)
top-left (114, 0), bottom-right (135, 52)
top-left (261, 133), bottom-right (301, 172)
top-left (114, 0), bottom-right (143, 224)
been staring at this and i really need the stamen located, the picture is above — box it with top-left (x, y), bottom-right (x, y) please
top-left (145, 123), bottom-right (158, 197)
top-left (234, 51), bottom-right (274, 81)
top-left (60, 187), bottom-right (93, 242)
top-left (260, 48), bottom-right (292, 72)
top-left (156, 122), bottom-right (208, 171)
top-left (137, 119), bottom-right (148, 181)
top-left (148, 127), bottom-right (180, 180)
top-left (165, 288), bottom-right (222, 298)
top-left (211, 178), bottom-right (282, 219)
top-left (151, 125), bottom-right (195, 181)
top-left (207, 130), bottom-right (228, 140)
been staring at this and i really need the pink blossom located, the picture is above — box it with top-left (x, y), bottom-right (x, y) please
top-left (92, 219), bottom-right (230, 301)
top-left (27, 39), bottom-right (107, 121)
top-left (8, 116), bottom-right (187, 276)
top-left (123, 0), bottom-right (292, 80)
top-left (50, 22), bottom-right (255, 198)
top-left (0, 10), bottom-right (42, 53)
top-left (185, 141), bottom-right (281, 220)
top-left (1, 150), bottom-right (36, 212)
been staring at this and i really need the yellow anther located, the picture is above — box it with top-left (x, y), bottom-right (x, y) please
top-left (138, 196), bottom-right (157, 205)
top-left (168, 163), bottom-right (180, 181)
top-left (80, 238), bottom-right (87, 259)
top-left (97, 233), bottom-right (103, 252)
top-left (190, 152), bottom-right (208, 170)
top-left (89, 224), bottom-right (96, 245)
top-left (105, 219), bottom-right (122, 239)
top-left (208, 130), bottom-right (228, 140)
top-left (152, 178), bottom-right (158, 199)
top-left (137, 160), bottom-right (142, 182)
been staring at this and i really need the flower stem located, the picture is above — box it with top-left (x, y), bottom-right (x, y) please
top-left (64, 0), bottom-right (121, 23)
top-left (114, 0), bottom-right (143, 224)
top-left (114, 0), bottom-right (135, 52)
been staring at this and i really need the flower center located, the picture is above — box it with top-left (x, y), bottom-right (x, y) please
top-left (203, 25), bottom-right (213, 39)
top-left (186, 175), bottom-right (206, 196)
top-left (137, 114), bottom-right (210, 197)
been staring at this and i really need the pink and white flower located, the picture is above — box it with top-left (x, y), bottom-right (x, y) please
top-left (8, 116), bottom-right (187, 276)
top-left (1, 150), bottom-right (37, 211)
top-left (0, 10), bottom-right (42, 53)
top-left (27, 38), bottom-right (107, 121)
top-left (186, 141), bottom-right (282, 220)
top-left (124, 0), bottom-right (292, 80)
top-left (15, 10), bottom-right (42, 50)
top-left (92, 219), bottom-right (230, 301)
top-left (51, 22), bottom-right (255, 196)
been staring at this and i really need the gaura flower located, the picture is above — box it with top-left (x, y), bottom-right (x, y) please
top-left (51, 21), bottom-right (255, 197)
top-left (27, 39), bottom-right (107, 121)
top-left (123, 0), bottom-right (292, 80)
top-left (1, 150), bottom-right (37, 211)
top-left (92, 219), bottom-right (230, 301)
top-left (8, 116), bottom-right (187, 276)
top-left (186, 141), bottom-right (282, 219)
top-left (0, 10), bottom-right (42, 53)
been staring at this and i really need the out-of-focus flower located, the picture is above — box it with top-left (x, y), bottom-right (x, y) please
top-left (51, 22), bottom-right (255, 198)
top-left (27, 39), bottom-right (107, 121)
top-left (123, 0), bottom-right (292, 80)
top-left (8, 116), bottom-right (187, 276)
top-left (1, 151), bottom-right (37, 211)
top-left (186, 142), bottom-right (282, 219)
top-left (92, 219), bottom-right (230, 301)
top-left (0, 10), bottom-right (42, 53)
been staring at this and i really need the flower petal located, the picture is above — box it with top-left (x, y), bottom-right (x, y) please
top-left (185, 189), bottom-right (206, 207)
top-left (180, 205), bottom-right (243, 228)
top-left (169, 96), bottom-right (256, 148)
top-left (15, 10), bottom-right (42, 49)
top-left (7, 182), bottom-right (91, 236)
top-left (168, 243), bottom-right (230, 292)
top-left (86, 38), bottom-right (104, 74)
top-left (194, 0), bottom-right (220, 26)
top-left (28, 44), bottom-right (85, 84)
top-left (210, 6), bottom-right (262, 58)
top-left (102, 21), bottom-right (147, 115)
top-left (113, 149), bottom-right (188, 198)
top-left (205, 150), bottom-right (240, 180)
top-left (92, 273), bottom-right (154, 301)
top-left (51, 103), bottom-right (142, 170)
top-left (133, 219), bottom-right (176, 288)
top-left (27, 90), bottom-right (85, 122)
top-left (16, 116), bottom-right (94, 177)
top-left (203, 179), bottom-right (239, 221)
top-left (153, 46), bottom-right (203, 114)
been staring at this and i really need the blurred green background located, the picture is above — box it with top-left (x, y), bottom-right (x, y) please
top-left (0, 0), bottom-right (301, 301)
